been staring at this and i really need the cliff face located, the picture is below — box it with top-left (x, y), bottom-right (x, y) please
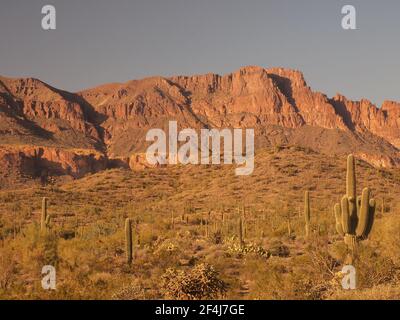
top-left (170, 66), bottom-right (304, 129)
top-left (1, 66), bottom-right (399, 182)
top-left (0, 146), bottom-right (107, 179)
top-left (330, 95), bottom-right (400, 149)
top-left (0, 76), bottom-right (101, 147)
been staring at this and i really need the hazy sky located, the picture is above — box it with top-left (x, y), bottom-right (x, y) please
top-left (0, 0), bottom-right (399, 106)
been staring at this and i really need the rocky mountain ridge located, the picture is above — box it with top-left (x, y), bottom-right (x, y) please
top-left (1, 66), bottom-right (399, 183)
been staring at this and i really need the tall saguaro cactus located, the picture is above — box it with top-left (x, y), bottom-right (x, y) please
top-left (334, 155), bottom-right (376, 257)
top-left (239, 216), bottom-right (244, 249)
top-left (125, 218), bottom-right (133, 265)
top-left (304, 191), bottom-right (311, 238)
top-left (41, 197), bottom-right (51, 233)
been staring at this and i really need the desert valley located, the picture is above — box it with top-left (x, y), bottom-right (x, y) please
top-left (1, 66), bottom-right (400, 300)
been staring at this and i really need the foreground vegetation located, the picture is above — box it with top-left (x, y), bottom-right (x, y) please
top-left (1, 147), bottom-right (400, 300)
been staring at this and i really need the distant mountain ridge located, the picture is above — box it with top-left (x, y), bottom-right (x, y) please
top-left (1, 66), bottom-right (399, 184)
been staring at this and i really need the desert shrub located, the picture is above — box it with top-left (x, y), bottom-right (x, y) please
top-left (227, 241), bottom-right (269, 258)
top-left (152, 239), bottom-right (182, 268)
top-left (354, 244), bottom-right (398, 289)
top-left (0, 216), bottom-right (15, 240)
top-left (328, 283), bottom-right (400, 300)
top-left (246, 238), bottom-right (339, 300)
top-left (0, 246), bottom-right (19, 291)
top-left (210, 230), bottom-right (223, 245)
top-left (112, 280), bottom-right (155, 300)
top-left (153, 239), bottom-right (179, 256)
top-left (112, 283), bottom-right (147, 300)
top-left (248, 258), bottom-right (332, 300)
top-left (294, 238), bottom-right (341, 299)
top-left (268, 240), bottom-right (290, 257)
top-left (374, 214), bottom-right (400, 264)
top-left (160, 263), bottom-right (227, 300)
top-left (290, 275), bottom-right (331, 300)
top-left (59, 229), bottom-right (76, 240)
top-left (40, 233), bottom-right (60, 267)
top-left (305, 238), bottom-right (339, 279)
top-left (274, 144), bottom-right (284, 153)
top-left (328, 240), bottom-right (398, 293)
top-left (89, 272), bottom-right (113, 289)
top-left (23, 226), bottom-right (60, 272)
top-left (247, 261), bottom-right (295, 299)
top-left (83, 206), bottom-right (102, 217)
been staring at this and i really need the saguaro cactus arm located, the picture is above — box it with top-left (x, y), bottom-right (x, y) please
top-left (334, 203), bottom-right (344, 237)
top-left (45, 214), bottom-right (52, 228)
top-left (364, 199), bottom-right (376, 238)
top-left (356, 196), bottom-right (362, 217)
top-left (346, 154), bottom-right (356, 199)
top-left (340, 196), bottom-right (351, 234)
top-left (356, 188), bottom-right (371, 237)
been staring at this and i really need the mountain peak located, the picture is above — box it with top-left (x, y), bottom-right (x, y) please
top-left (266, 67), bottom-right (307, 88)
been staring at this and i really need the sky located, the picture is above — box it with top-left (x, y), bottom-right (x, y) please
top-left (0, 0), bottom-right (399, 106)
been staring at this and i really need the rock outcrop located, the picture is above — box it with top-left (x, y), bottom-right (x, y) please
top-left (0, 145), bottom-right (107, 180)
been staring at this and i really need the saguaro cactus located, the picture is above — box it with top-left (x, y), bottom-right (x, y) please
top-left (287, 219), bottom-right (292, 237)
top-left (304, 191), bottom-right (311, 238)
top-left (221, 212), bottom-right (225, 236)
top-left (41, 197), bottom-right (50, 233)
top-left (240, 206), bottom-right (247, 238)
top-left (334, 155), bottom-right (376, 255)
top-left (125, 218), bottom-right (133, 265)
top-left (239, 216), bottom-right (244, 249)
top-left (171, 211), bottom-right (175, 230)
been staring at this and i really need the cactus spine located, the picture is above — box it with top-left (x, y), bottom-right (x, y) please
top-left (125, 218), bottom-right (133, 265)
top-left (304, 191), bottom-right (311, 238)
top-left (334, 155), bottom-right (376, 257)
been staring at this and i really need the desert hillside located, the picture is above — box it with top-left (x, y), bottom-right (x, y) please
top-left (1, 147), bottom-right (400, 299)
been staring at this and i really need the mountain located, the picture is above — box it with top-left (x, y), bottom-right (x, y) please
top-left (1, 66), bottom-right (399, 185)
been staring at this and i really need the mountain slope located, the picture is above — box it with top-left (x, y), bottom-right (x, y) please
top-left (0, 66), bottom-right (399, 184)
